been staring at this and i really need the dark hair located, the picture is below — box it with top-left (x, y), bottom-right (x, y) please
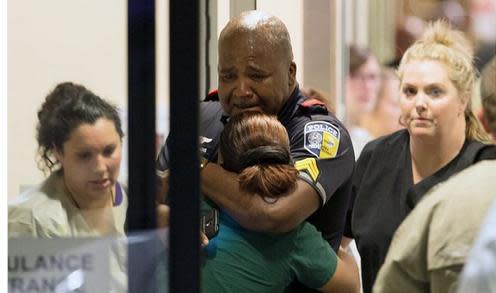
top-left (220, 111), bottom-right (298, 198)
top-left (36, 82), bottom-right (124, 173)
top-left (348, 45), bottom-right (376, 76)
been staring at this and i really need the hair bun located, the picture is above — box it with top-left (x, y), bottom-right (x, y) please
top-left (420, 20), bottom-right (473, 58)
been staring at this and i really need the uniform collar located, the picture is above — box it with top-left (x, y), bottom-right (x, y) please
top-left (277, 85), bottom-right (304, 126)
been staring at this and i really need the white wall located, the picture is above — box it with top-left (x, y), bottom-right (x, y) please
top-left (8, 0), bottom-right (127, 198)
top-left (256, 0), bottom-right (304, 83)
top-left (217, 0), bottom-right (231, 38)
top-left (156, 0), bottom-right (170, 145)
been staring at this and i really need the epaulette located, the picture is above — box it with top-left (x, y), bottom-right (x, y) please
top-left (204, 89), bottom-right (219, 101)
top-left (299, 98), bottom-right (328, 115)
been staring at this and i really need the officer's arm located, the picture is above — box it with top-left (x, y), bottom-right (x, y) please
top-left (201, 162), bottom-right (320, 234)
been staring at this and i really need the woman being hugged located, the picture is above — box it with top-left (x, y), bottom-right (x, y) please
top-left (202, 111), bottom-right (359, 293)
top-left (9, 82), bottom-right (127, 238)
top-left (344, 20), bottom-right (494, 293)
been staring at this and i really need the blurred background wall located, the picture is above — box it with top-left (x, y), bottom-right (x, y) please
top-left (8, 0), bottom-right (127, 198)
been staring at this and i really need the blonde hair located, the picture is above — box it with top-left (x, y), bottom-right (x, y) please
top-left (397, 20), bottom-right (490, 142)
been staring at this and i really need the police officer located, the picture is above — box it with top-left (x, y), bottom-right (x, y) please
top-left (157, 10), bottom-right (355, 291)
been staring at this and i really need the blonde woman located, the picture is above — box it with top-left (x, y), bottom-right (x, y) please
top-left (344, 21), bottom-right (494, 293)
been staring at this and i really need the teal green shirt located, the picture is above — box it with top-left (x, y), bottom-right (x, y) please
top-left (202, 212), bottom-right (337, 292)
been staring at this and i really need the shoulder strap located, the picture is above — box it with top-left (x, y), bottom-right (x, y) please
top-left (301, 98), bottom-right (325, 108)
top-left (460, 141), bottom-right (496, 165)
top-left (475, 144), bottom-right (496, 161)
top-left (204, 89), bottom-right (219, 101)
top-left (298, 98), bottom-right (328, 115)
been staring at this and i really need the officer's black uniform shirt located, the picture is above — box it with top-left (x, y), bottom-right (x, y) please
top-left (157, 86), bottom-right (355, 251)
top-left (344, 129), bottom-right (496, 293)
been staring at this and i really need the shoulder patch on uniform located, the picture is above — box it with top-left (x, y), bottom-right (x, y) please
top-left (294, 158), bottom-right (320, 182)
top-left (304, 121), bottom-right (340, 159)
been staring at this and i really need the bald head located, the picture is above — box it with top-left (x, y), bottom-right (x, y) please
top-left (216, 11), bottom-right (297, 115)
top-left (219, 10), bottom-right (294, 64)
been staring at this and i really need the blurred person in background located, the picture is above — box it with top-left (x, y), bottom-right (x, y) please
top-left (342, 45), bottom-right (382, 293)
top-left (345, 45), bottom-right (382, 157)
top-left (362, 68), bottom-right (403, 138)
top-left (388, 16), bottom-right (425, 67)
top-left (468, 0), bottom-right (496, 71)
top-left (479, 55), bottom-right (496, 142)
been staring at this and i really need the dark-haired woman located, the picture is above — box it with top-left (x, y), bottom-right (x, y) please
top-left (202, 111), bottom-right (359, 293)
top-left (9, 81), bottom-right (126, 237)
top-left (8, 82), bottom-right (127, 290)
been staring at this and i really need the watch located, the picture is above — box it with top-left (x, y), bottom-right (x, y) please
top-left (200, 156), bottom-right (209, 170)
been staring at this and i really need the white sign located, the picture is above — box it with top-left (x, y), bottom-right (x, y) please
top-left (9, 237), bottom-right (110, 293)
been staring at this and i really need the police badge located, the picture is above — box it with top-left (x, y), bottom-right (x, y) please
top-left (304, 121), bottom-right (340, 159)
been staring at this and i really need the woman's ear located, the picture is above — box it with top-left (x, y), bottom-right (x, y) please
top-left (288, 62), bottom-right (296, 88)
top-left (53, 146), bottom-right (63, 165)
